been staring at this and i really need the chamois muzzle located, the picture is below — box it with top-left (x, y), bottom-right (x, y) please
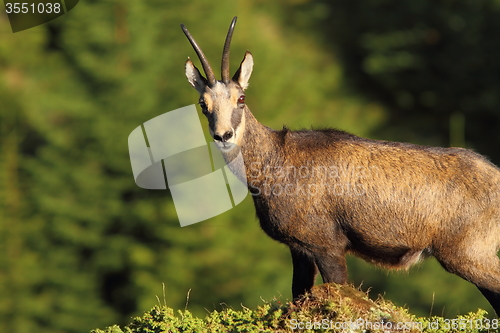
top-left (214, 129), bottom-right (234, 143)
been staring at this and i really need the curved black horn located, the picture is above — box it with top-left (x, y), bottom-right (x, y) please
top-left (181, 23), bottom-right (216, 86)
top-left (221, 17), bottom-right (237, 84)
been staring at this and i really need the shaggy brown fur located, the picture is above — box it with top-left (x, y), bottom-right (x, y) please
top-left (182, 17), bottom-right (500, 314)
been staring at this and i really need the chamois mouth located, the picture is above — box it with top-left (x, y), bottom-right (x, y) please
top-left (215, 140), bottom-right (237, 152)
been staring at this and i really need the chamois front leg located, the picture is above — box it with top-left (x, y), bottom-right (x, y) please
top-left (290, 248), bottom-right (318, 299)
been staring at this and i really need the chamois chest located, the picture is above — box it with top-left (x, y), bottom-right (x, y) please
top-left (245, 132), bottom-right (350, 246)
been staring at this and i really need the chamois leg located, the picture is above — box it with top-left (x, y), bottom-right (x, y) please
top-left (477, 288), bottom-right (500, 316)
top-left (435, 239), bottom-right (500, 316)
top-left (290, 248), bottom-right (318, 299)
top-left (314, 251), bottom-right (348, 285)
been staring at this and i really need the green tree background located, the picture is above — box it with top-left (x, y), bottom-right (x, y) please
top-left (0, 1), bottom-right (498, 332)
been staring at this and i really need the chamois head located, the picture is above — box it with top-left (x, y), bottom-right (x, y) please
top-left (181, 17), bottom-right (253, 151)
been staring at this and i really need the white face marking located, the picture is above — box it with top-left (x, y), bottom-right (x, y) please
top-left (202, 82), bottom-right (245, 149)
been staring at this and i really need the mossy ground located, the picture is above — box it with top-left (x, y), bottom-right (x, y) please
top-left (91, 283), bottom-right (497, 333)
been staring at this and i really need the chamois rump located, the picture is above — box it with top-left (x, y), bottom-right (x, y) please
top-left (181, 17), bottom-right (500, 314)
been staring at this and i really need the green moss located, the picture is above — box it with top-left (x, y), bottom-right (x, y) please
top-left (91, 284), bottom-right (498, 333)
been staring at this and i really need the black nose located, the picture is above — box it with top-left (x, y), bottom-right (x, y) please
top-left (214, 130), bottom-right (233, 142)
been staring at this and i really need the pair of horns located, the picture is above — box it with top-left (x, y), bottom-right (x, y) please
top-left (181, 16), bottom-right (237, 86)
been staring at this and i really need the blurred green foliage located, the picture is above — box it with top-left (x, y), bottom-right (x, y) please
top-left (0, 1), bottom-right (499, 333)
top-left (285, 0), bottom-right (500, 157)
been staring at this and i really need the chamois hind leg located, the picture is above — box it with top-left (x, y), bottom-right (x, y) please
top-left (477, 288), bottom-right (500, 316)
top-left (313, 250), bottom-right (348, 286)
top-left (290, 248), bottom-right (318, 299)
top-left (434, 235), bottom-right (500, 316)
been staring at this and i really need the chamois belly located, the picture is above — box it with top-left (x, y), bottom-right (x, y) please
top-left (254, 192), bottom-right (436, 269)
top-left (344, 225), bottom-right (432, 268)
top-left (337, 200), bottom-right (436, 268)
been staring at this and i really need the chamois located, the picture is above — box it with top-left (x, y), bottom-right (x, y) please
top-left (181, 17), bottom-right (500, 314)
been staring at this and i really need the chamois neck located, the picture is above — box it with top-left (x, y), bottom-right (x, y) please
top-left (220, 107), bottom-right (280, 187)
top-left (240, 108), bottom-right (280, 163)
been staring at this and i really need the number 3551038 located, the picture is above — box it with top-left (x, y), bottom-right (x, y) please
top-left (5, 2), bottom-right (62, 14)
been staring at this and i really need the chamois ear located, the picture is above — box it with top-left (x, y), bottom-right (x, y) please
top-left (185, 58), bottom-right (208, 94)
top-left (233, 51), bottom-right (253, 90)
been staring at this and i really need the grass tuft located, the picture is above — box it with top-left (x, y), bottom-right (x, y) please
top-left (91, 283), bottom-right (497, 332)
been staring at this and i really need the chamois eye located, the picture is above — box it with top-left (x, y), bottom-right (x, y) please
top-left (237, 95), bottom-right (245, 105)
top-left (199, 100), bottom-right (208, 114)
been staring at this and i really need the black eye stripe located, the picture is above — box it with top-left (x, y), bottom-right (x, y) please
top-left (207, 113), bottom-right (215, 130)
top-left (231, 108), bottom-right (242, 130)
